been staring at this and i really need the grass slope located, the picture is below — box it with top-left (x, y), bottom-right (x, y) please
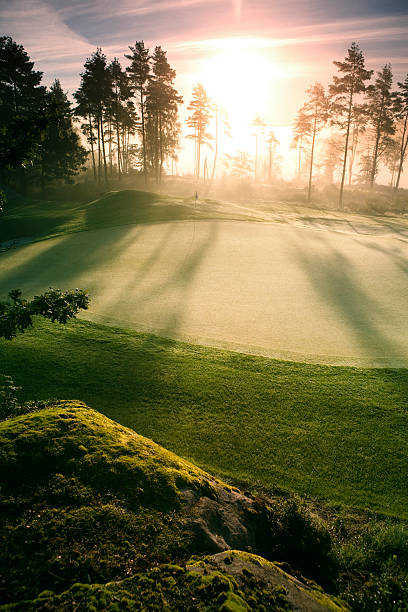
top-left (0, 188), bottom-right (263, 246)
top-left (3, 186), bottom-right (408, 246)
top-left (1, 318), bottom-right (408, 518)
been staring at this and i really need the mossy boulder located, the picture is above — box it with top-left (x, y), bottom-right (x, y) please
top-left (0, 402), bottom-right (343, 610)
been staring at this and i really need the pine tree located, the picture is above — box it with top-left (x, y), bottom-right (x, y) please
top-left (145, 47), bottom-right (183, 185)
top-left (210, 104), bottom-right (231, 182)
top-left (187, 83), bottom-right (213, 181)
top-left (0, 36), bottom-right (46, 188)
top-left (329, 42), bottom-right (372, 208)
top-left (226, 151), bottom-right (253, 181)
top-left (291, 109), bottom-right (312, 178)
top-left (37, 80), bottom-right (87, 191)
top-left (108, 58), bottom-right (133, 179)
top-left (322, 135), bottom-right (343, 184)
top-left (74, 83), bottom-right (97, 181)
top-left (251, 114), bottom-right (266, 181)
top-left (366, 64), bottom-right (395, 188)
top-left (75, 48), bottom-right (112, 186)
top-left (301, 83), bottom-right (328, 201)
top-left (348, 104), bottom-right (368, 185)
top-left (393, 73), bottom-right (408, 191)
top-left (126, 41), bottom-right (150, 184)
top-left (266, 131), bottom-right (280, 183)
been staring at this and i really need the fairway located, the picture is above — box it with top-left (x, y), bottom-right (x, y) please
top-left (2, 218), bottom-right (408, 366)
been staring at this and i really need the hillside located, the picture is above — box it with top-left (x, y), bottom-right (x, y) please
top-left (0, 402), bottom-right (345, 610)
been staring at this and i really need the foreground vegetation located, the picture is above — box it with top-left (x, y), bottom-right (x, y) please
top-left (0, 402), bottom-right (342, 610)
top-left (1, 317), bottom-right (408, 519)
top-left (2, 401), bottom-right (408, 610)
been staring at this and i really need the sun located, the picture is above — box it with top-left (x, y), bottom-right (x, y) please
top-left (197, 41), bottom-right (284, 125)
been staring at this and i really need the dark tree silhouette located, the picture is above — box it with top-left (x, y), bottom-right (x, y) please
top-left (75, 48), bottom-right (112, 186)
top-left (393, 73), bottom-right (408, 191)
top-left (366, 64), bottom-right (395, 188)
top-left (108, 58), bottom-right (133, 180)
top-left (145, 46), bottom-right (182, 185)
top-left (37, 80), bottom-right (87, 191)
top-left (330, 42), bottom-right (372, 209)
top-left (0, 36), bottom-right (46, 189)
top-left (126, 41), bottom-right (151, 184)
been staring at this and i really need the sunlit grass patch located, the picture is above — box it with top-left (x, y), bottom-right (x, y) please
top-left (1, 317), bottom-right (407, 518)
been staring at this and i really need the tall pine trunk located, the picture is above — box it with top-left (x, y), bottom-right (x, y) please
top-left (307, 112), bottom-right (317, 202)
top-left (100, 114), bottom-right (109, 187)
top-left (369, 99), bottom-right (385, 189)
top-left (395, 113), bottom-right (408, 191)
top-left (339, 90), bottom-right (353, 210)
top-left (140, 87), bottom-right (148, 185)
top-left (88, 114), bottom-right (97, 182)
top-left (116, 117), bottom-right (122, 180)
top-left (97, 118), bottom-right (102, 184)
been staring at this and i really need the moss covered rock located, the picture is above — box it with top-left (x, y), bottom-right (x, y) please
top-left (0, 402), bottom-right (344, 610)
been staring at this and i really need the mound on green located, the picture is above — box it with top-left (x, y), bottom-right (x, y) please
top-left (0, 402), bottom-right (344, 610)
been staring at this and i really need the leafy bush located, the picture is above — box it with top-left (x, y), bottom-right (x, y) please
top-left (251, 496), bottom-right (335, 586)
top-left (0, 374), bottom-right (52, 420)
top-left (0, 288), bottom-right (89, 340)
top-left (0, 188), bottom-right (6, 212)
top-left (0, 374), bottom-right (21, 420)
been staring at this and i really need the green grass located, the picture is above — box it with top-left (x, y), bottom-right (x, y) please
top-left (0, 188), bottom-right (266, 246)
top-left (4, 186), bottom-right (408, 248)
top-left (0, 190), bottom-right (198, 244)
top-left (1, 317), bottom-right (408, 518)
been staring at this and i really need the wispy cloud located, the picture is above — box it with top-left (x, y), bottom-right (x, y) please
top-left (1, 0), bottom-right (407, 101)
top-left (1, 0), bottom-right (94, 89)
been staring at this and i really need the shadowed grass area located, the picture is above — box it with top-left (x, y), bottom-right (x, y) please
top-left (1, 317), bottom-right (408, 519)
top-left (0, 190), bottom-right (196, 244)
top-left (4, 186), bottom-right (408, 248)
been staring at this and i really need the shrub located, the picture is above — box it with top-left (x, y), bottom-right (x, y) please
top-left (251, 496), bottom-right (335, 586)
top-left (0, 374), bottom-right (21, 419)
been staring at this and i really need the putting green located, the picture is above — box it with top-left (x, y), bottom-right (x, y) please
top-left (1, 219), bottom-right (408, 367)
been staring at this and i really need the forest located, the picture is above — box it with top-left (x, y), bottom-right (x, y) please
top-left (1, 35), bottom-right (407, 212)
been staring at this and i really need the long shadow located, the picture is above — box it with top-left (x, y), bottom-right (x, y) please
top-left (0, 224), bottom-right (141, 299)
top-left (292, 229), bottom-right (408, 407)
top-left (292, 230), bottom-right (406, 363)
top-left (91, 222), bottom-right (179, 316)
top-left (98, 220), bottom-right (219, 341)
top-left (355, 237), bottom-right (408, 276)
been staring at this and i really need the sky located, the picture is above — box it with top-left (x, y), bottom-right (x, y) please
top-left (2, 0), bottom-right (408, 180)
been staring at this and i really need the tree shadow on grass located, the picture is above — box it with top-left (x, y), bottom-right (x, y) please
top-left (96, 220), bottom-right (219, 341)
top-left (0, 190), bottom-right (198, 244)
top-left (291, 228), bottom-right (408, 407)
top-left (292, 230), bottom-right (406, 363)
top-left (0, 224), bottom-right (142, 298)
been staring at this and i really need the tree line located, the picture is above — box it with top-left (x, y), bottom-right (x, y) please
top-left (1, 36), bottom-right (407, 206)
top-left (291, 42), bottom-right (408, 208)
top-left (0, 36), bottom-right (183, 194)
top-left (0, 36), bottom-right (87, 193)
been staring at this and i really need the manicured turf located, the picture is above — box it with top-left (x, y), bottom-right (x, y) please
top-left (3, 216), bottom-right (408, 367)
top-left (1, 317), bottom-right (408, 518)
